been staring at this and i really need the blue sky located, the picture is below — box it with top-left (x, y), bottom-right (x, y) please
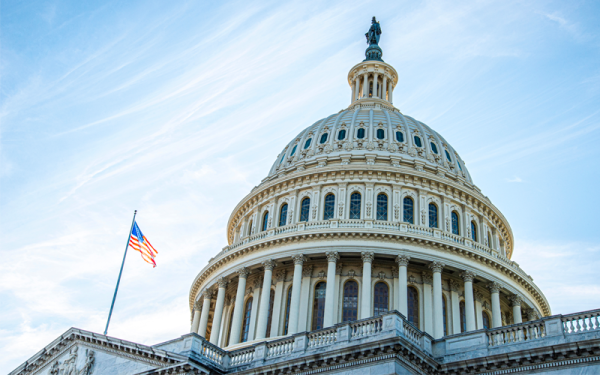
top-left (1, 0), bottom-right (599, 371)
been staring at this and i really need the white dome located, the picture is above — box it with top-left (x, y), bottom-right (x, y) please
top-left (266, 103), bottom-right (473, 184)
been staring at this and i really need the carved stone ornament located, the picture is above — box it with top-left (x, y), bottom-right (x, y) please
top-left (237, 267), bottom-right (250, 279)
top-left (510, 294), bottom-right (522, 307)
top-left (194, 300), bottom-right (202, 312)
top-left (501, 311), bottom-right (509, 326)
top-left (202, 289), bottom-right (214, 300)
top-left (408, 275), bottom-right (418, 284)
top-left (391, 267), bottom-right (399, 278)
top-left (361, 251), bottom-right (375, 263)
top-left (292, 254), bottom-right (306, 265)
top-left (460, 270), bottom-right (476, 283)
top-left (396, 254), bottom-right (410, 267)
top-left (302, 265), bottom-right (313, 277)
top-left (421, 272), bottom-right (433, 285)
top-left (336, 263), bottom-right (343, 275)
top-left (449, 279), bottom-right (460, 292)
top-left (394, 204), bottom-right (400, 220)
top-left (217, 277), bottom-right (229, 289)
top-left (487, 281), bottom-right (501, 293)
top-left (348, 269), bottom-right (356, 279)
top-left (343, 141), bottom-right (353, 151)
top-left (421, 210), bottom-right (426, 224)
top-left (428, 261), bottom-right (445, 273)
top-left (262, 259), bottom-right (276, 271)
top-left (246, 287), bottom-right (253, 296)
top-left (50, 346), bottom-right (95, 375)
top-left (365, 202), bottom-right (372, 217)
top-left (318, 270), bottom-right (326, 279)
top-left (526, 309), bottom-right (538, 321)
top-left (474, 291), bottom-right (484, 302)
top-left (326, 251), bottom-right (340, 262)
top-left (377, 271), bottom-right (386, 280)
top-left (275, 270), bottom-right (287, 282)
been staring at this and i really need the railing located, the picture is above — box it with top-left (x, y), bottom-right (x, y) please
top-left (403, 321), bottom-right (422, 347)
top-left (199, 340), bottom-right (226, 366)
top-left (373, 221), bottom-right (400, 230)
top-left (407, 224), bottom-right (434, 237)
top-left (487, 321), bottom-right (545, 346)
top-left (562, 309), bottom-right (600, 334)
top-left (339, 219), bottom-right (364, 228)
top-left (266, 337), bottom-right (294, 358)
top-left (306, 220), bottom-right (330, 230)
top-left (350, 316), bottom-right (383, 339)
top-left (274, 224), bottom-right (298, 235)
top-left (307, 327), bottom-right (337, 348)
top-left (441, 232), bottom-right (464, 245)
top-left (229, 347), bottom-right (254, 366)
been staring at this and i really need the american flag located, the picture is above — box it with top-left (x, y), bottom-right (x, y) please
top-left (129, 222), bottom-right (158, 267)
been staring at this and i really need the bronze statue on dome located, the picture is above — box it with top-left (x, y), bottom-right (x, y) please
top-left (365, 17), bottom-right (382, 45)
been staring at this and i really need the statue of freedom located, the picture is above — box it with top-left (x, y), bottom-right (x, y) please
top-left (365, 17), bottom-right (382, 45)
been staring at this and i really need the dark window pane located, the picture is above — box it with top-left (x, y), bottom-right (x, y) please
top-left (403, 197), bottom-right (414, 224)
top-left (320, 133), bottom-right (328, 144)
top-left (312, 282), bottom-right (327, 330)
top-left (457, 161), bottom-right (463, 171)
top-left (471, 221), bottom-right (477, 242)
top-left (376, 194), bottom-right (388, 221)
top-left (338, 129), bottom-right (346, 140)
top-left (414, 136), bottom-right (422, 148)
top-left (396, 131), bottom-right (404, 142)
top-left (350, 193), bottom-right (361, 219)
top-left (342, 280), bottom-right (358, 322)
top-left (452, 212), bottom-right (460, 235)
top-left (408, 287), bottom-right (419, 326)
top-left (266, 289), bottom-right (276, 338)
top-left (460, 301), bottom-right (466, 333)
top-left (443, 295), bottom-right (448, 336)
top-left (279, 204), bottom-right (288, 227)
top-left (429, 204), bottom-right (438, 228)
top-left (304, 138), bottom-right (312, 149)
top-left (445, 150), bottom-right (452, 162)
top-left (300, 198), bottom-right (310, 222)
top-left (483, 312), bottom-right (490, 330)
top-left (290, 145), bottom-right (297, 156)
top-left (241, 298), bottom-right (253, 342)
top-left (262, 212), bottom-right (269, 232)
top-left (357, 128), bottom-right (365, 139)
top-left (374, 282), bottom-right (389, 316)
top-left (430, 142), bottom-right (438, 154)
top-left (284, 286), bottom-right (292, 335)
top-left (323, 194), bottom-right (335, 220)
top-left (376, 129), bottom-right (385, 139)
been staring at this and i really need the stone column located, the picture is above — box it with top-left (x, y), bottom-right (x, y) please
top-left (297, 265), bottom-right (313, 332)
top-left (351, 79), bottom-right (356, 103)
top-left (422, 272), bottom-right (433, 336)
top-left (396, 255), bottom-right (410, 317)
top-left (323, 251), bottom-right (339, 327)
top-left (388, 80), bottom-right (393, 103)
top-left (488, 282), bottom-right (502, 328)
top-left (210, 277), bottom-right (228, 345)
top-left (510, 295), bottom-right (523, 324)
top-left (198, 289), bottom-right (213, 337)
top-left (461, 271), bottom-right (477, 332)
top-left (256, 260), bottom-right (276, 340)
top-left (449, 280), bottom-right (461, 334)
top-left (228, 268), bottom-right (249, 345)
top-left (373, 73), bottom-right (379, 98)
top-left (474, 291), bottom-right (484, 329)
top-left (382, 75), bottom-right (388, 101)
top-left (363, 73), bottom-right (369, 98)
top-left (191, 300), bottom-right (202, 333)
top-left (287, 255), bottom-right (304, 335)
top-left (360, 252), bottom-right (374, 319)
top-left (392, 267), bottom-right (400, 311)
top-left (429, 262), bottom-right (445, 339)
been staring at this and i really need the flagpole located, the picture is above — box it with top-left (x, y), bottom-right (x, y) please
top-left (104, 210), bottom-right (137, 335)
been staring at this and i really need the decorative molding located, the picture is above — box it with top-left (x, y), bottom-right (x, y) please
top-left (510, 294), bottom-right (522, 307)
top-left (217, 277), bottom-right (228, 289)
top-left (275, 269), bottom-right (287, 282)
top-left (237, 267), bottom-right (250, 279)
top-left (428, 261), bottom-right (445, 273)
top-left (396, 254), bottom-right (410, 267)
top-left (361, 251), bottom-right (375, 263)
top-left (449, 280), bottom-right (460, 293)
top-left (302, 265), bottom-right (313, 278)
top-left (291, 254), bottom-right (306, 266)
top-left (262, 259), bottom-right (276, 271)
top-left (421, 272), bottom-right (433, 285)
top-left (460, 270), bottom-right (476, 283)
top-left (326, 251), bottom-right (340, 263)
top-left (487, 281), bottom-right (501, 293)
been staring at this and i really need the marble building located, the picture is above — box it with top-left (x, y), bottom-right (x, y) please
top-left (11, 18), bottom-right (600, 375)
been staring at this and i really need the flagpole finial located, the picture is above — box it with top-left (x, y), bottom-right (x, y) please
top-left (134, 210), bottom-right (137, 214)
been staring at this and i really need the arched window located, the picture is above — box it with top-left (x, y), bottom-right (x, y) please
top-left (323, 194), bottom-right (335, 220)
top-left (430, 142), bottom-right (438, 154)
top-left (241, 297), bottom-right (253, 342)
top-left (262, 211), bottom-right (269, 232)
top-left (312, 282), bottom-right (327, 330)
top-left (483, 311), bottom-right (491, 330)
top-left (342, 280), bottom-right (358, 322)
top-left (459, 301), bottom-right (466, 333)
top-left (396, 131), bottom-right (404, 142)
top-left (407, 286), bottom-right (419, 326)
top-left (279, 204), bottom-right (288, 227)
top-left (265, 289), bottom-right (276, 338)
top-left (376, 129), bottom-right (385, 139)
top-left (376, 193), bottom-right (388, 221)
top-left (300, 198), bottom-right (310, 222)
top-left (349, 193), bottom-right (361, 219)
top-left (247, 220), bottom-right (253, 236)
top-left (428, 203), bottom-right (438, 228)
top-left (414, 136), bottom-right (422, 148)
top-left (338, 129), bottom-right (346, 140)
top-left (304, 138), bottom-right (312, 149)
top-left (320, 133), bottom-right (328, 144)
top-left (471, 221), bottom-right (477, 242)
top-left (283, 286), bottom-right (293, 335)
top-left (374, 282), bottom-right (389, 316)
top-left (442, 295), bottom-right (448, 336)
top-left (445, 149), bottom-right (452, 162)
top-left (403, 197), bottom-right (414, 224)
top-left (451, 212), bottom-right (460, 235)
top-left (357, 128), bottom-right (365, 139)
top-left (290, 145), bottom-right (297, 156)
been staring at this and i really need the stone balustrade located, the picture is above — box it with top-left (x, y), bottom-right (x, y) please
top-left (562, 309), bottom-right (600, 334)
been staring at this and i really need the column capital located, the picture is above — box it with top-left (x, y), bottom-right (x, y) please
top-left (202, 289), bottom-right (214, 300)
top-left (460, 270), bottom-right (476, 282)
top-left (396, 254), bottom-right (410, 267)
top-left (262, 259), bottom-right (276, 271)
top-left (429, 261), bottom-right (445, 273)
top-left (449, 279), bottom-right (460, 292)
top-left (291, 254), bottom-right (306, 265)
top-left (361, 251), bottom-right (375, 263)
top-left (421, 271), bottom-right (433, 285)
top-left (217, 277), bottom-right (228, 289)
top-left (325, 251), bottom-right (340, 263)
top-left (302, 265), bottom-right (313, 277)
top-left (194, 300), bottom-right (202, 312)
top-left (509, 294), bottom-right (522, 307)
top-left (487, 281), bottom-right (502, 293)
top-left (275, 269), bottom-right (287, 282)
top-left (237, 267), bottom-right (250, 279)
